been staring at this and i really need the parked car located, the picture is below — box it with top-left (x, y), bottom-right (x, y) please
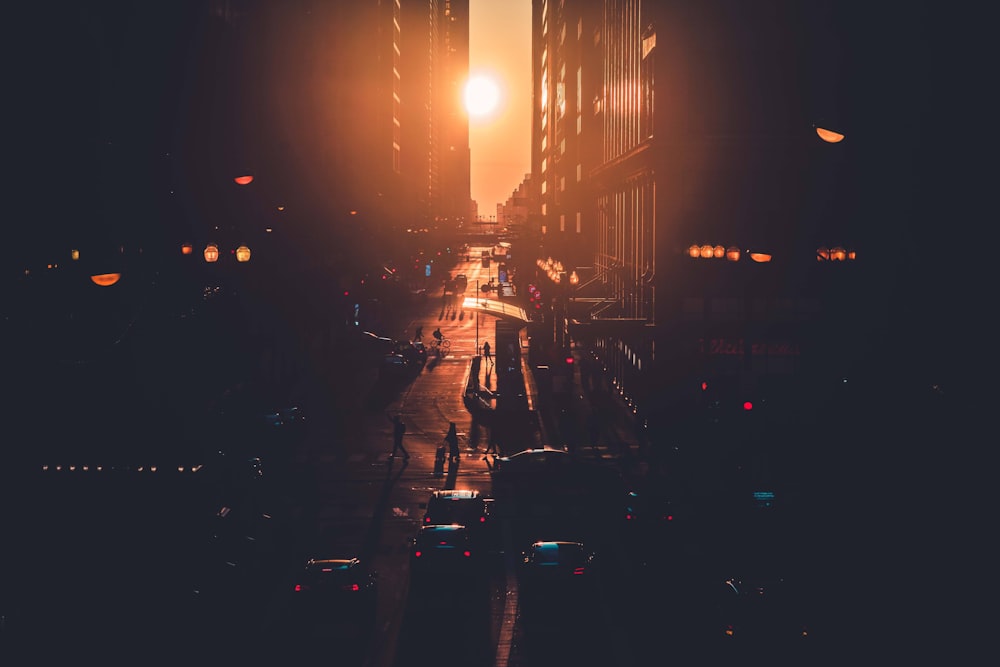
top-left (453, 274), bottom-right (468, 292)
top-left (393, 340), bottom-right (427, 367)
top-left (378, 353), bottom-right (411, 381)
top-left (360, 330), bottom-right (395, 357)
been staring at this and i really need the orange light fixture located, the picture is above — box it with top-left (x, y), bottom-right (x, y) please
top-left (234, 175), bottom-right (254, 185)
top-left (235, 245), bottom-right (251, 263)
top-left (687, 245), bottom-right (700, 258)
top-left (713, 245), bottom-right (725, 259)
top-left (90, 273), bottom-right (121, 286)
top-left (70, 249), bottom-right (80, 261)
top-left (830, 246), bottom-right (847, 261)
top-left (817, 246), bottom-right (830, 261)
top-left (726, 246), bottom-right (741, 262)
top-left (181, 243), bottom-right (194, 256)
top-left (749, 252), bottom-right (772, 263)
top-left (700, 244), bottom-right (714, 259)
top-left (569, 270), bottom-right (580, 285)
top-left (204, 243), bottom-right (220, 263)
top-left (816, 127), bottom-right (845, 143)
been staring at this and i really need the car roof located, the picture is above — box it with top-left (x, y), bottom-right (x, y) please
top-left (430, 489), bottom-right (480, 500)
top-left (419, 523), bottom-right (467, 533)
top-left (306, 557), bottom-right (361, 570)
top-left (526, 541), bottom-right (589, 564)
top-left (498, 447), bottom-right (569, 462)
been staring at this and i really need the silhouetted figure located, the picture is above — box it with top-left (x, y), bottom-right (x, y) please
top-left (445, 422), bottom-right (460, 461)
top-left (433, 327), bottom-right (443, 342)
top-left (391, 415), bottom-right (409, 459)
top-left (414, 325), bottom-right (423, 341)
top-left (482, 341), bottom-right (492, 365)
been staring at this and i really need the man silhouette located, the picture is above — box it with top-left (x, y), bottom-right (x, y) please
top-left (482, 340), bottom-right (492, 365)
top-left (391, 415), bottom-right (410, 459)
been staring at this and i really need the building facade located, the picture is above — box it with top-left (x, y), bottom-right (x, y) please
top-left (532, 0), bottom-right (876, 447)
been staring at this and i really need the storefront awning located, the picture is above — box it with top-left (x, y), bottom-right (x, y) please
top-left (462, 297), bottom-right (531, 327)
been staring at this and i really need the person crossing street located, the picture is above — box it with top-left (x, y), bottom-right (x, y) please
top-left (391, 415), bottom-right (410, 460)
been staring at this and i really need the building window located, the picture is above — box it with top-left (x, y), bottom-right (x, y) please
top-left (577, 163), bottom-right (582, 181)
top-left (559, 176), bottom-right (565, 191)
top-left (560, 214), bottom-right (566, 232)
top-left (576, 211), bottom-right (582, 233)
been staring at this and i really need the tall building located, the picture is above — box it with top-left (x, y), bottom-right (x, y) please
top-left (436, 0), bottom-right (473, 228)
top-left (532, 0), bottom-right (901, 444)
top-left (400, 0), bottom-right (442, 229)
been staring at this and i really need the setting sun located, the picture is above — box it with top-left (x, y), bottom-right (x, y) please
top-left (464, 74), bottom-right (500, 118)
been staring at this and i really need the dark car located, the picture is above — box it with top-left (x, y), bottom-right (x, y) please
top-left (518, 540), bottom-right (598, 626)
top-left (453, 274), bottom-right (468, 292)
top-left (393, 340), bottom-right (428, 367)
top-left (360, 330), bottom-right (396, 358)
top-left (287, 557), bottom-right (378, 620)
top-left (421, 489), bottom-right (492, 533)
top-left (707, 575), bottom-right (814, 647)
top-left (493, 448), bottom-right (622, 506)
top-left (409, 524), bottom-right (476, 582)
top-left (378, 353), bottom-right (411, 380)
top-left (519, 540), bottom-right (596, 581)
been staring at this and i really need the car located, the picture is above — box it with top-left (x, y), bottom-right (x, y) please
top-left (706, 574), bottom-right (815, 648)
top-left (453, 274), bottom-right (468, 292)
top-left (492, 447), bottom-right (622, 506)
top-left (378, 352), bottom-right (411, 380)
top-left (421, 489), bottom-right (492, 532)
top-left (622, 488), bottom-right (692, 543)
top-left (517, 540), bottom-right (598, 626)
top-left (409, 524), bottom-right (476, 581)
top-left (393, 340), bottom-right (427, 367)
top-left (287, 557), bottom-right (378, 621)
top-left (519, 540), bottom-right (596, 582)
top-left (359, 330), bottom-right (396, 357)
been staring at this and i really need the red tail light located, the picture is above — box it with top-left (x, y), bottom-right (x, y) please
top-left (479, 516), bottom-right (486, 522)
top-left (573, 567), bottom-right (586, 575)
top-left (414, 551), bottom-right (422, 558)
top-left (294, 584), bottom-right (307, 592)
top-left (343, 583), bottom-right (360, 592)
top-left (463, 551), bottom-right (471, 557)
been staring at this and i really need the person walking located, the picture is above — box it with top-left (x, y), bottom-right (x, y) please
top-left (482, 340), bottom-right (492, 366)
top-left (391, 415), bottom-right (410, 459)
top-left (445, 422), bottom-right (460, 462)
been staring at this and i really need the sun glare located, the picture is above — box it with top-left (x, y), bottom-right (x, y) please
top-left (464, 75), bottom-right (500, 118)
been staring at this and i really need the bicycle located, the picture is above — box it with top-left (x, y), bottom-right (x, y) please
top-left (429, 337), bottom-right (451, 353)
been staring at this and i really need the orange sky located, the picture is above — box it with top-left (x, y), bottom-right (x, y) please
top-left (468, 0), bottom-right (532, 218)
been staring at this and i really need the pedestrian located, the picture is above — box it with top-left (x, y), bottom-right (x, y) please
top-left (482, 340), bottom-right (492, 365)
top-left (445, 422), bottom-right (460, 461)
top-left (391, 415), bottom-right (410, 459)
